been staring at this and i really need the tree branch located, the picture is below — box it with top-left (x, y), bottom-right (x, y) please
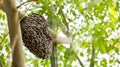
top-left (70, 42), bottom-right (84, 67)
top-left (116, 59), bottom-right (120, 64)
top-left (17, 0), bottom-right (36, 8)
top-left (49, 15), bottom-right (58, 67)
top-left (48, 27), bottom-right (72, 44)
top-left (0, 33), bottom-right (8, 45)
top-left (90, 45), bottom-right (95, 67)
top-left (50, 43), bottom-right (58, 67)
top-left (71, 49), bottom-right (84, 67)
top-left (57, 3), bottom-right (69, 35)
top-left (0, 60), bottom-right (3, 67)
top-left (7, 33), bottom-right (19, 67)
top-left (3, 0), bottom-right (25, 67)
top-left (0, 1), bottom-right (3, 9)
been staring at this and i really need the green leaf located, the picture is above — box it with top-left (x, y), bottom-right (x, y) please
top-left (0, 46), bottom-right (3, 50)
top-left (87, 48), bottom-right (91, 55)
top-left (80, 52), bottom-right (84, 57)
top-left (100, 58), bottom-right (107, 67)
top-left (109, 59), bottom-right (114, 64)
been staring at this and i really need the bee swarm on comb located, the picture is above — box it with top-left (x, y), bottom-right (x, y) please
top-left (20, 13), bottom-right (52, 59)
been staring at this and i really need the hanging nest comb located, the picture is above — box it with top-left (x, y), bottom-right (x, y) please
top-left (20, 13), bottom-right (52, 59)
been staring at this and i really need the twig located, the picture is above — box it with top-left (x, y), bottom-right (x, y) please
top-left (18, 2), bottom-right (32, 21)
top-left (90, 45), bottom-right (95, 67)
top-left (71, 49), bottom-right (84, 67)
top-left (58, 4), bottom-right (69, 33)
top-left (0, 33), bottom-right (9, 45)
top-left (17, 0), bottom-right (36, 8)
top-left (17, 1), bottom-right (28, 8)
top-left (70, 37), bottom-right (84, 67)
top-left (110, 54), bottom-right (120, 64)
top-left (116, 59), bottom-right (120, 64)
top-left (70, 42), bottom-right (84, 67)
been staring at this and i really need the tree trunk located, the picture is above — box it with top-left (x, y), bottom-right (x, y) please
top-left (3, 0), bottom-right (25, 67)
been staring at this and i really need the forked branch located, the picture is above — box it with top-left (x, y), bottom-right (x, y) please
top-left (3, 0), bottom-right (25, 67)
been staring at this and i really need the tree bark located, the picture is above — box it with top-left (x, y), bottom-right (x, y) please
top-left (50, 43), bottom-right (58, 67)
top-left (49, 16), bottom-right (58, 67)
top-left (0, 60), bottom-right (3, 67)
top-left (3, 0), bottom-right (25, 67)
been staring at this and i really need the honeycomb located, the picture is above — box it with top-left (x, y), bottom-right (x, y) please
top-left (20, 13), bottom-right (52, 59)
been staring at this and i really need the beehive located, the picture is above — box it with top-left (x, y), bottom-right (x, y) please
top-left (20, 13), bottom-right (52, 59)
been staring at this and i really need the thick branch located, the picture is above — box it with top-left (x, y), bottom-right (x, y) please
top-left (0, 1), bottom-right (3, 10)
top-left (3, 0), bottom-right (25, 67)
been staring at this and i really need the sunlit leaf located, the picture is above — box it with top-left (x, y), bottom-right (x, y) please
top-left (80, 52), bottom-right (84, 57)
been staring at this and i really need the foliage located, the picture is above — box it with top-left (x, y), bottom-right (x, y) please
top-left (0, 0), bottom-right (120, 67)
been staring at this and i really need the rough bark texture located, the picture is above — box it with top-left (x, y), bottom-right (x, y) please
top-left (3, 0), bottom-right (25, 67)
